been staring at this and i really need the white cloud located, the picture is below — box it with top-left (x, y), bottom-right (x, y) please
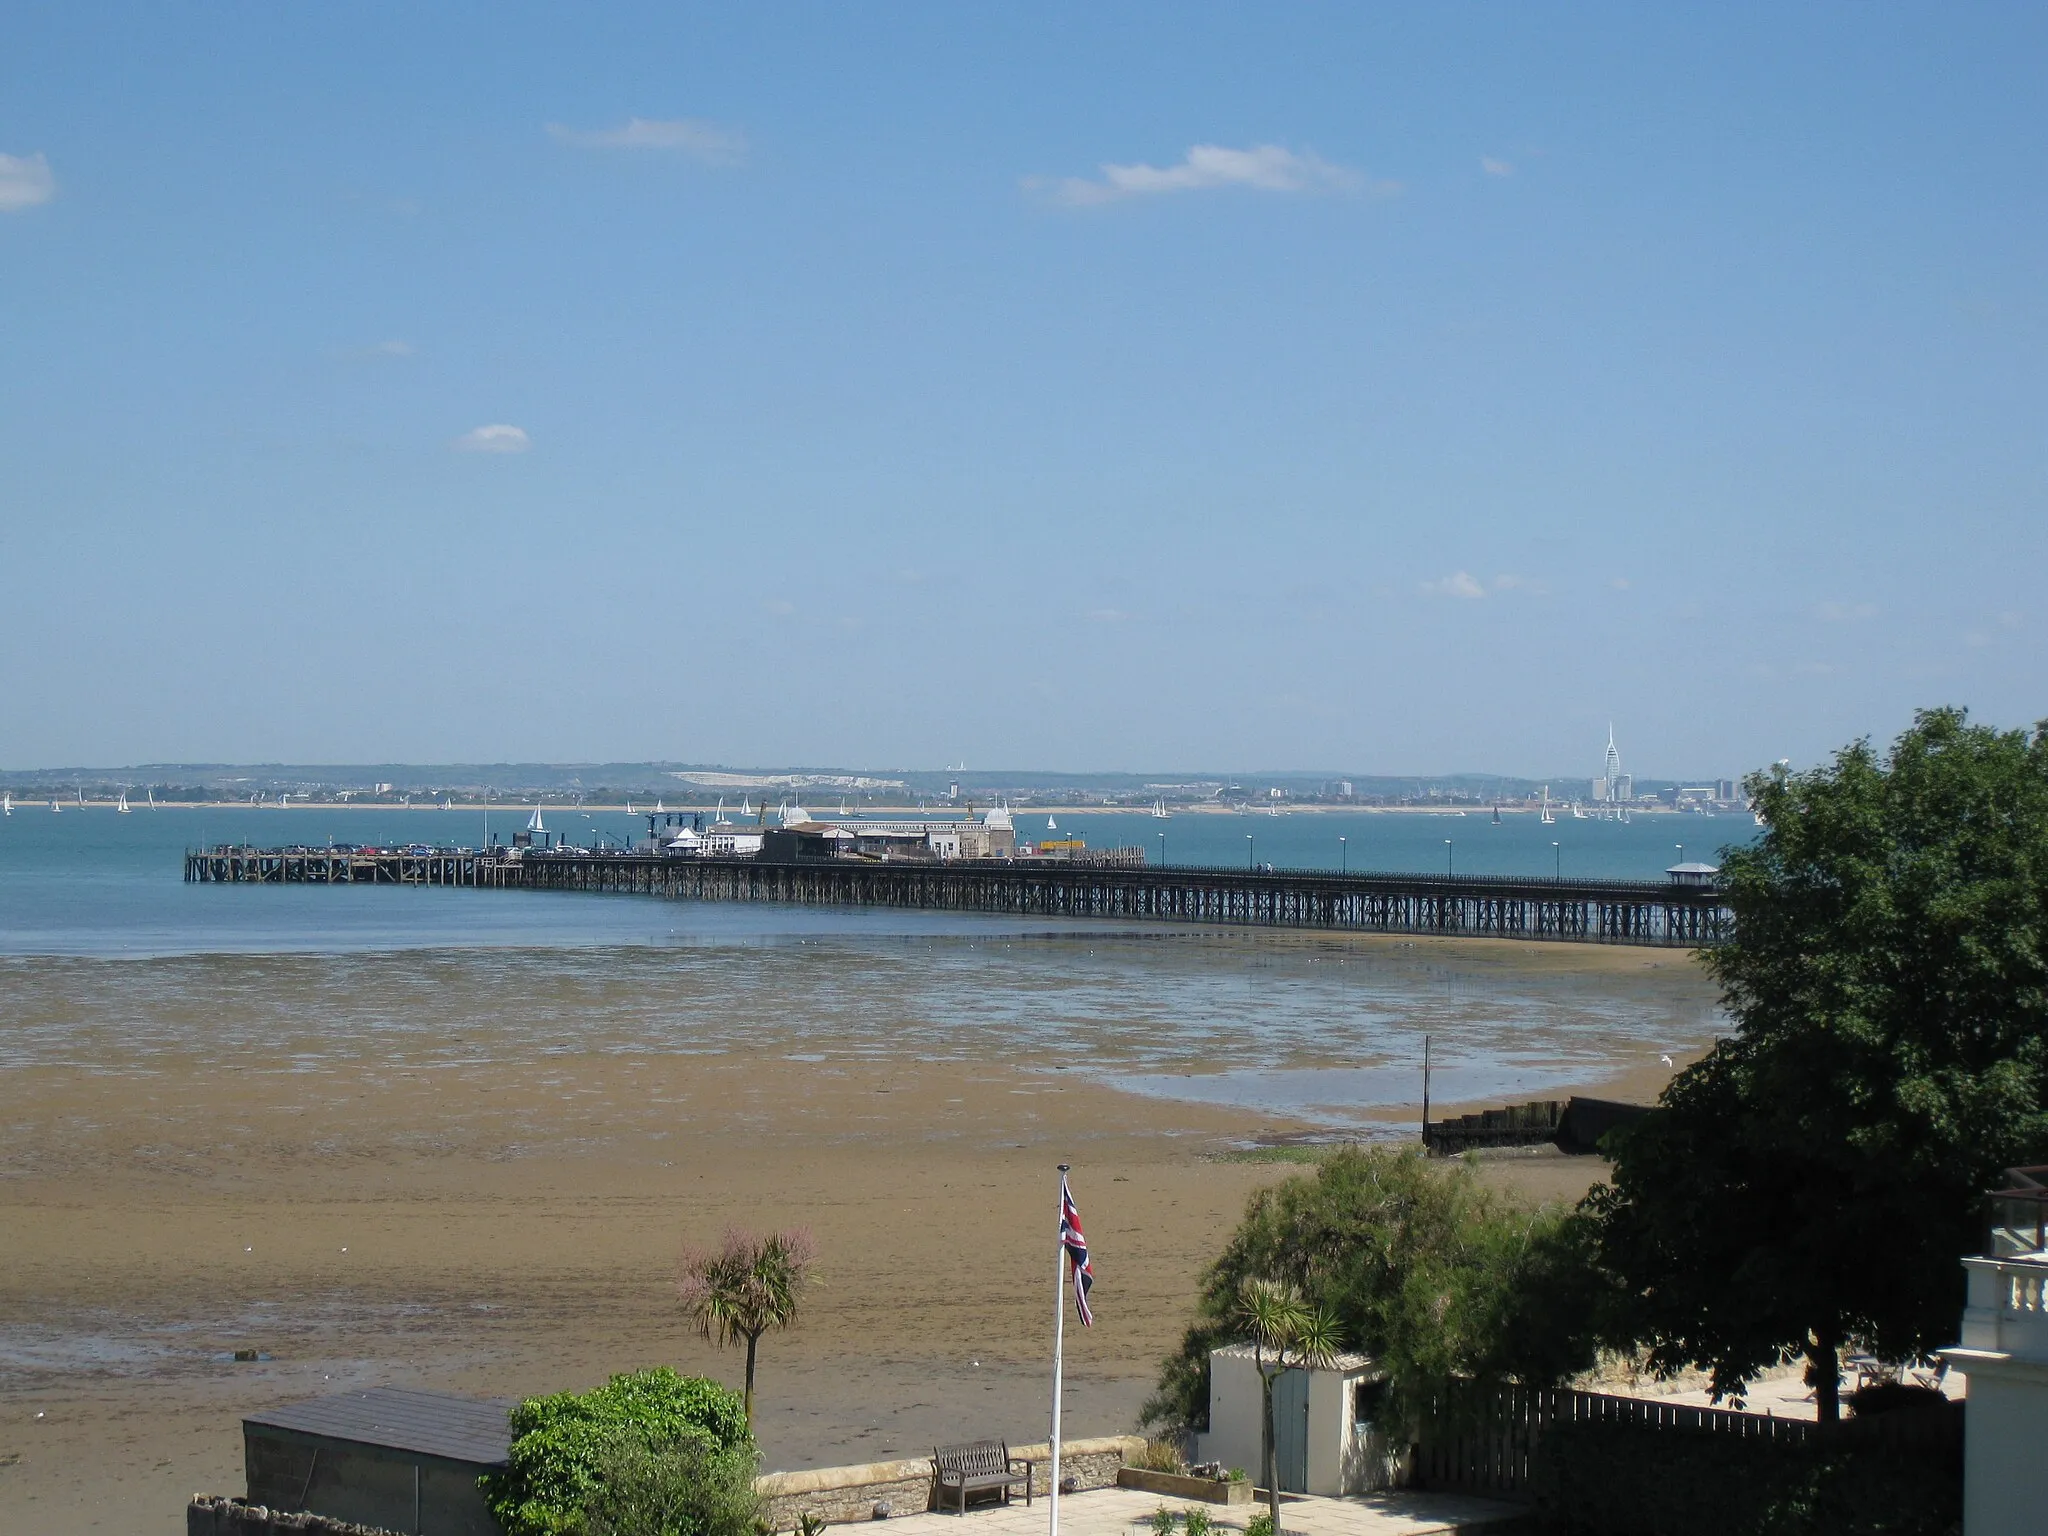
top-left (1031, 143), bottom-right (1380, 206)
top-left (1422, 571), bottom-right (1486, 600)
top-left (547, 118), bottom-right (746, 165)
top-left (1481, 156), bottom-right (1514, 177)
top-left (0, 151), bottom-right (56, 212)
top-left (451, 424), bottom-right (530, 454)
top-left (1817, 600), bottom-right (1878, 622)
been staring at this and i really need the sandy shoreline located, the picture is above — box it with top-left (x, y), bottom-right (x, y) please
top-left (0, 933), bottom-right (1714, 1535)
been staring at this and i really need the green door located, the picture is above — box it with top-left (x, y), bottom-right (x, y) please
top-left (1273, 1368), bottom-right (1310, 1491)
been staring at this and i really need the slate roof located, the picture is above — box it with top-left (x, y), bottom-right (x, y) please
top-left (246, 1388), bottom-right (513, 1467)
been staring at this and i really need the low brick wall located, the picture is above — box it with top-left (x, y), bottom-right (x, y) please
top-left (756, 1435), bottom-right (1142, 1531)
top-left (188, 1497), bottom-right (400, 1536)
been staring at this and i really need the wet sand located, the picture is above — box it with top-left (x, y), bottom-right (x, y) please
top-left (0, 935), bottom-right (1713, 1535)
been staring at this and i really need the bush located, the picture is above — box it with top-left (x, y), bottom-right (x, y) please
top-left (582, 1432), bottom-right (759, 1536)
top-left (1846, 1380), bottom-right (1947, 1417)
top-left (484, 1368), bottom-right (755, 1536)
top-left (1244, 1511), bottom-right (1275, 1536)
top-left (1136, 1438), bottom-right (1187, 1474)
top-left (1528, 1420), bottom-right (1960, 1536)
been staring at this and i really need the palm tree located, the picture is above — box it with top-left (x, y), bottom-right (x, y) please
top-left (679, 1228), bottom-right (815, 1427)
top-left (1236, 1278), bottom-right (1342, 1536)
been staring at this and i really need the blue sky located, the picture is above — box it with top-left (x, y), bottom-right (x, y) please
top-left (2, 4), bottom-right (2042, 779)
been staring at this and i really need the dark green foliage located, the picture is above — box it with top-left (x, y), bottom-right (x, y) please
top-left (1592, 709), bottom-right (2048, 1418)
top-left (581, 1431), bottom-right (760, 1536)
top-left (1529, 1420), bottom-right (1960, 1536)
top-left (484, 1368), bottom-right (755, 1536)
top-left (1143, 1147), bottom-right (1601, 1439)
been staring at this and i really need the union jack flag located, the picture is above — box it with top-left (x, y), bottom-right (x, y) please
top-left (1060, 1171), bottom-right (1095, 1327)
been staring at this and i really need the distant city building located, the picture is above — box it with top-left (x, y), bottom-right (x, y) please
top-left (1603, 726), bottom-right (1623, 803)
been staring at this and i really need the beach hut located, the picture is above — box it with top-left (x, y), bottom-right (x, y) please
top-left (241, 1387), bottom-right (510, 1536)
top-left (1198, 1345), bottom-right (1397, 1495)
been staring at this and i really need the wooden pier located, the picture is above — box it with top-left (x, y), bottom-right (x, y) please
top-left (184, 846), bottom-right (1731, 946)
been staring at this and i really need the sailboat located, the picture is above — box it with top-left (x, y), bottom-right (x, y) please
top-left (653, 799), bottom-right (666, 816)
top-left (527, 804), bottom-right (547, 834)
top-left (1540, 787), bottom-right (1555, 825)
top-left (441, 797), bottom-right (453, 810)
top-left (2, 792), bottom-right (11, 816)
top-left (1491, 804), bottom-right (1502, 826)
top-left (147, 789), bottom-right (157, 808)
top-left (740, 796), bottom-right (754, 818)
top-left (52, 798), bottom-right (62, 813)
top-left (1151, 799), bottom-right (1169, 819)
top-left (1047, 815), bottom-right (1059, 832)
top-left (117, 793), bottom-right (130, 813)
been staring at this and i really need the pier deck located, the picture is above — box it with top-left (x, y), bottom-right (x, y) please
top-left (183, 846), bottom-right (1730, 946)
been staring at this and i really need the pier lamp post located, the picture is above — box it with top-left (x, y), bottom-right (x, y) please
top-left (1445, 838), bottom-right (1453, 877)
top-left (1339, 835), bottom-right (1347, 874)
top-left (1247, 834), bottom-right (1255, 871)
top-left (1676, 843), bottom-right (1685, 867)
top-left (1552, 841), bottom-right (1561, 879)
top-left (1158, 831), bottom-right (1165, 868)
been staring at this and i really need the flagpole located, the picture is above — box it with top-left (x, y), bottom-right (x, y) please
top-left (1050, 1163), bottom-right (1068, 1536)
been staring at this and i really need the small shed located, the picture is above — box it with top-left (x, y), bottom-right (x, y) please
top-left (1665, 861), bottom-right (1720, 887)
top-left (1198, 1344), bottom-right (1397, 1496)
top-left (243, 1387), bottom-right (511, 1536)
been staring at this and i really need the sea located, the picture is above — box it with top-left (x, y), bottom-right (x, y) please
top-left (0, 804), bottom-right (1737, 1123)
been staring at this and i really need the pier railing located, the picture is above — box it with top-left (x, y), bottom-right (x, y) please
top-left (183, 844), bottom-right (1731, 947)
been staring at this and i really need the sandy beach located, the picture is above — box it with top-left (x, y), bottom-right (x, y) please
top-left (0, 933), bottom-right (1715, 1535)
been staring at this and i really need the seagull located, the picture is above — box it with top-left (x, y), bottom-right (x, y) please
top-left (1660, 1054), bottom-right (1675, 1068)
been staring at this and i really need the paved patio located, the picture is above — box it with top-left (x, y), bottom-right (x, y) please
top-left (880, 1486), bottom-right (1526, 1536)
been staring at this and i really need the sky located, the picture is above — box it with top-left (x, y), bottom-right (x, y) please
top-left (2, 4), bottom-right (2043, 781)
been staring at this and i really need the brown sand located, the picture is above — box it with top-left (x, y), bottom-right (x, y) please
top-left (0, 936), bottom-right (1704, 1535)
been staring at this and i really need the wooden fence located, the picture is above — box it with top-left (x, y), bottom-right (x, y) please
top-left (1414, 1383), bottom-right (1960, 1499)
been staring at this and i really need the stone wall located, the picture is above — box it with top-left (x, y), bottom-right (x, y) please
top-left (195, 1434), bottom-right (1143, 1536)
top-left (188, 1497), bottom-right (401, 1536)
top-left (755, 1435), bottom-right (1142, 1531)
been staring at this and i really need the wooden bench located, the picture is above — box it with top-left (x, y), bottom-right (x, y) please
top-left (932, 1440), bottom-right (1033, 1514)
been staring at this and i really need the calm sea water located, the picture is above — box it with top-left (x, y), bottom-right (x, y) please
top-left (0, 805), bottom-right (1728, 1121)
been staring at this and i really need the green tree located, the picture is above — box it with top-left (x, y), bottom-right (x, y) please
top-left (1591, 708), bottom-right (2048, 1420)
top-left (1143, 1147), bottom-right (1599, 1442)
top-left (679, 1228), bottom-right (815, 1427)
top-left (1236, 1279), bottom-right (1341, 1535)
top-left (484, 1368), bottom-right (753, 1536)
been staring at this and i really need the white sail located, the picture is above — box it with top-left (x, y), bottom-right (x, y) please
top-left (147, 789), bottom-right (157, 808)
top-left (2, 792), bottom-right (11, 815)
top-left (527, 804), bottom-right (546, 833)
top-left (117, 793), bottom-right (130, 813)
top-left (1047, 815), bottom-right (1058, 832)
top-left (52, 798), bottom-right (62, 812)
top-left (740, 796), bottom-right (753, 817)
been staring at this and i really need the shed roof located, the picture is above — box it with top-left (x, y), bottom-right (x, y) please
top-left (246, 1388), bottom-right (513, 1467)
top-left (1211, 1342), bottom-right (1376, 1374)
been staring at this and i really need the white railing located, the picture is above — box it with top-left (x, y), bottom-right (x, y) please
top-left (1960, 1255), bottom-right (2048, 1359)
